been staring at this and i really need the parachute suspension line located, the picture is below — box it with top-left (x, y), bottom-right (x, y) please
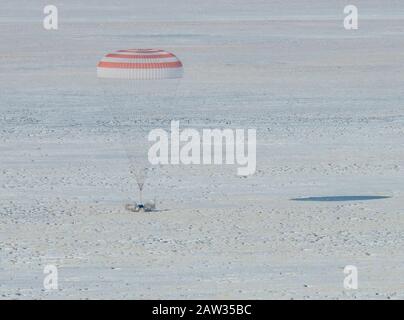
top-left (102, 86), bottom-right (144, 203)
top-left (138, 181), bottom-right (143, 204)
top-left (121, 93), bottom-right (146, 203)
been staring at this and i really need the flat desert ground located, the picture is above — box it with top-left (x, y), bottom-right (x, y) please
top-left (1, 0), bottom-right (404, 299)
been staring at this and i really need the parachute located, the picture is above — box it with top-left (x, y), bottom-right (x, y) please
top-left (97, 48), bottom-right (183, 80)
top-left (97, 49), bottom-right (183, 211)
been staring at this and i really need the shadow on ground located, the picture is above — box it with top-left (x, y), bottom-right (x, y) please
top-left (291, 195), bottom-right (391, 202)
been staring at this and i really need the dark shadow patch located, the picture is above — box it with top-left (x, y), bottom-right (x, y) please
top-left (291, 195), bottom-right (391, 202)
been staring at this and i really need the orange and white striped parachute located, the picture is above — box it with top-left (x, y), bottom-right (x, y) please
top-left (97, 49), bottom-right (183, 80)
top-left (96, 49), bottom-right (183, 206)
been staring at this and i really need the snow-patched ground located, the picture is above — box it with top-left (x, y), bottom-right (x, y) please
top-left (1, 0), bottom-right (404, 299)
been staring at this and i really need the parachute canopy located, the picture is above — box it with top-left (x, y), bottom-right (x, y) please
top-left (97, 49), bottom-right (183, 80)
